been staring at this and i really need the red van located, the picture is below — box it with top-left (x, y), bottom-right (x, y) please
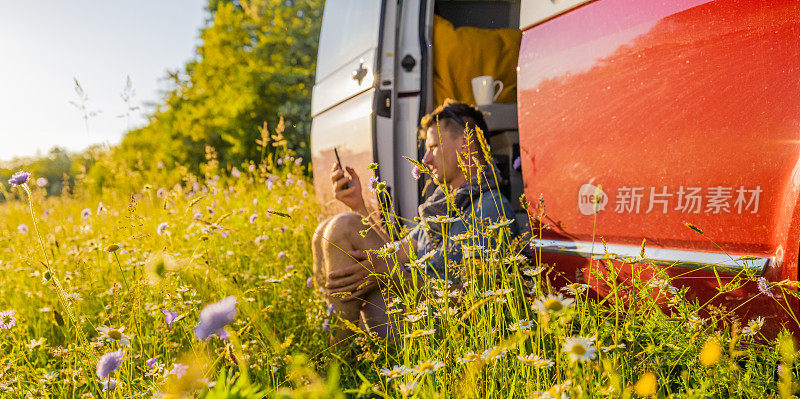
top-left (310, 0), bottom-right (800, 334)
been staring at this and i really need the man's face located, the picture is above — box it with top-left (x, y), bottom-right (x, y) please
top-left (421, 122), bottom-right (466, 185)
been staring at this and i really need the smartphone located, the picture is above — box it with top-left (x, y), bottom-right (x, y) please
top-left (334, 148), bottom-right (348, 189)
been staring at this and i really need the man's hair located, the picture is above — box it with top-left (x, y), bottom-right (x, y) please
top-left (419, 99), bottom-right (489, 139)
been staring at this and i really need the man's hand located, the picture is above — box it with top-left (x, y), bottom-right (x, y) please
top-left (327, 249), bottom-right (379, 302)
top-left (330, 163), bottom-right (366, 213)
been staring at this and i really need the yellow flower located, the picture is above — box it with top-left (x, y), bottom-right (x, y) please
top-left (699, 338), bottom-right (722, 367)
top-left (634, 372), bottom-right (657, 397)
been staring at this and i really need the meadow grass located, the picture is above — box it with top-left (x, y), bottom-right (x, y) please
top-left (0, 142), bottom-right (799, 398)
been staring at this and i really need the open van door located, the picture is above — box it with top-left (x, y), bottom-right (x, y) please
top-left (310, 0), bottom-right (397, 214)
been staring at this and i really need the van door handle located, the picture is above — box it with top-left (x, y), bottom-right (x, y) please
top-left (352, 59), bottom-right (368, 84)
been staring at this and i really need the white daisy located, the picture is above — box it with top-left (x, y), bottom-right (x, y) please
top-left (414, 360), bottom-right (444, 375)
top-left (562, 336), bottom-right (597, 362)
top-left (742, 316), bottom-right (765, 337)
top-left (379, 365), bottom-right (412, 382)
top-left (456, 351), bottom-right (481, 364)
top-left (508, 319), bottom-right (534, 331)
top-left (531, 294), bottom-right (574, 315)
top-left (481, 346), bottom-right (508, 362)
top-left (516, 354), bottom-right (554, 369)
top-left (95, 326), bottom-right (132, 346)
top-left (404, 329), bottom-right (435, 339)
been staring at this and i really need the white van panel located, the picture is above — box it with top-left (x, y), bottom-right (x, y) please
top-left (315, 0), bottom-right (382, 82)
top-left (311, 47), bottom-right (376, 117)
top-left (519, 0), bottom-right (594, 30)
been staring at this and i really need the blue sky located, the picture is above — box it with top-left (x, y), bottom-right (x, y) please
top-left (0, 0), bottom-right (208, 162)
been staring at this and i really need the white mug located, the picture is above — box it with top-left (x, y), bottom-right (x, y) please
top-left (471, 76), bottom-right (504, 105)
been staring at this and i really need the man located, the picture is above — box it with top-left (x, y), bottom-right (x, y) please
top-left (311, 101), bottom-right (520, 346)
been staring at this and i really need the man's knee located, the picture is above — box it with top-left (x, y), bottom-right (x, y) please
top-left (323, 212), bottom-right (364, 244)
top-left (312, 216), bottom-right (334, 248)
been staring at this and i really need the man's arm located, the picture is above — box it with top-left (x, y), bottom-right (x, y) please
top-left (330, 163), bottom-right (392, 242)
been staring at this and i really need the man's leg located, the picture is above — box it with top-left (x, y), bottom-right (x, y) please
top-left (312, 216), bottom-right (334, 292)
top-left (319, 212), bottom-right (389, 346)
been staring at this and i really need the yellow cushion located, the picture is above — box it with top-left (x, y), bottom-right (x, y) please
top-left (433, 14), bottom-right (521, 106)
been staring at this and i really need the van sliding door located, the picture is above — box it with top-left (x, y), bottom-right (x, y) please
top-left (310, 0), bottom-right (394, 215)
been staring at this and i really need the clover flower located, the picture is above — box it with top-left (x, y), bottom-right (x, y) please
top-left (562, 336), bottom-right (597, 362)
top-left (757, 277), bottom-right (774, 298)
top-left (162, 309), bottom-right (179, 329)
top-left (17, 224), bottom-right (28, 235)
top-left (96, 349), bottom-right (125, 379)
top-left (0, 310), bottom-right (17, 329)
top-left (156, 222), bottom-right (169, 236)
top-left (8, 171), bottom-right (31, 186)
top-left (194, 296), bottom-right (237, 340)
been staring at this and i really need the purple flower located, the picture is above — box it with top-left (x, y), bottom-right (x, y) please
top-left (162, 309), bottom-right (178, 329)
top-left (192, 182), bottom-right (200, 192)
top-left (81, 208), bottom-right (92, 219)
top-left (194, 296), bottom-right (237, 340)
top-left (169, 363), bottom-right (189, 379)
top-left (96, 350), bottom-right (125, 379)
top-left (156, 188), bottom-right (165, 198)
top-left (249, 214), bottom-right (258, 224)
top-left (193, 212), bottom-right (203, 220)
top-left (757, 277), bottom-right (774, 298)
top-left (146, 357), bottom-right (158, 368)
top-left (0, 310), bottom-right (16, 329)
top-left (17, 224), bottom-right (28, 235)
top-left (295, 157), bottom-right (303, 165)
top-left (249, 164), bottom-right (256, 172)
top-left (102, 379), bottom-right (117, 392)
top-left (156, 222), bottom-right (169, 236)
top-left (278, 251), bottom-right (286, 260)
top-left (306, 277), bottom-right (313, 288)
top-left (277, 158), bottom-right (283, 166)
top-left (326, 304), bottom-right (334, 317)
top-left (231, 167), bottom-right (241, 178)
top-left (36, 177), bottom-right (48, 187)
top-left (412, 165), bottom-right (420, 180)
top-left (220, 230), bottom-right (230, 238)
top-left (369, 176), bottom-right (380, 193)
top-left (513, 156), bottom-right (522, 171)
top-left (322, 318), bottom-right (330, 331)
top-left (8, 171), bottom-right (31, 186)
top-left (97, 202), bottom-right (106, 214)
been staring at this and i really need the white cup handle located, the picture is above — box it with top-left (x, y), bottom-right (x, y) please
top-left (492, 80), bottom-right (504, 102)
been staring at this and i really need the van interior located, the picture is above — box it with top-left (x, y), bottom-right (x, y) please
top-left (427, 1), bottom-right (525, 217)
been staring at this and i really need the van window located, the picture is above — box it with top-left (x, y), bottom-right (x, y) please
top-left (316, 0), bottom-right (382, 82)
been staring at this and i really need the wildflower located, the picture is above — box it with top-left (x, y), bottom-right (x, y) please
top-left (531, 294), bottom-right (574, 315)
top-left (757, 277), bottom-right (774, 298)
top-left (379, 365), bottom-right (412, 382)
top-left (742, 316), bottom-right (765, 337)
top-left (513, 156), bottom-right (522, 170)
top-left (404, 329), bottom-right (435, 339)
top-left (481, 346), bottom-right (509, 362)
top-left (96, 326), bottom-right (132, 346)
top-left (699, 338), bottom-right (723, 366)
top-left (156, 188), bottom-right (165, 198)
top-left (102, 379), bottom-right (118, 392)
top-left (105, 243), bottom-right (120, 252)
top-left (600, 343), bottom-right (627, 353)
top-left (517, 354), bottom-right (554, 369)
top-left (487, 217), bottom-right (515, 230)
top-left (162, 309), bottom-right (179, 329)
top-left (26, 337), bottom-right (46, 350)
top-left (321, 318), bottom-right (330, 331)
top-left (97, 202), bottom-right (106, 214)
top-left (156, 222), bottom-right (169, 236)
top-left (377, 241), bottom-right (400, 257)
top-left (326, 304), bottom-right (334, 316)
top-left (194, 296), bottom-right (237, 340)
top-left (169, 363), bottom-right (189, 379)
top-left (414, 360), bottom-right (445, 375)
top-left (412, 165), bottom-right (420, 180)
top-left (278, 251), bottom-right (286, 260)
top-left (369, 176), bottom-right (380, 193)
top-left (457, 351), bottom-right (481, 364)
top-left (562, 282), bottom-right (590, 295)
top-left (36, 177), bottom-right (48, 187)
top-left (8, 171), bottom-right (31, 186)
top-left (505, 253), bottom-right (529, 265)
top-left (522, 265), bottom-right (547, 277)
top-left (81, 208), bottom-right (92, 219)
top-left (231, 167), bottom-right (241, 178)
top-left (634, 372), bottom-right (658, 397)
top-left (0, 310), bottom-right (17, 329)
top-left (562, 336), bottom-right (597, 362)
top-left (404, 312), bottom-right (424, 323)
top-left (146, 357), bottom-right (158, 368)
top-left (96, 350), bottom-right (125, 379)
top-left (193, 212), bottom-right (203, 220)
top-left (424, 214), bottom-right (459, 224)
top-left (685, 314), bottom-right (706, 330)
top-left (249, 214), bottom-right (258, 224)
top-left (39, 371), bottom-right (58, 383)
top-left (508, 319), bottom-right (534, 331)
top-left (17, 224), bottom-right (28, 235)
top-left (396, 380), bottom-right (418, 396)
